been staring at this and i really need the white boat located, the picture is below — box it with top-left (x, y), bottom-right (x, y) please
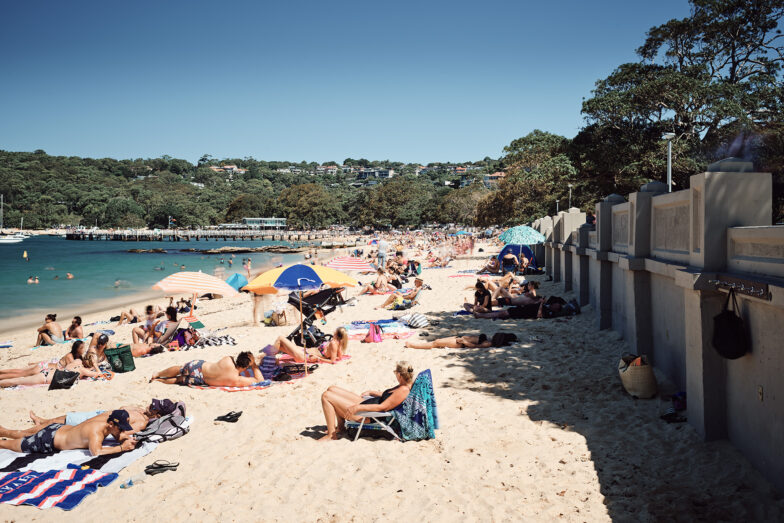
top-left (0, 236), bottom-right (23, 244)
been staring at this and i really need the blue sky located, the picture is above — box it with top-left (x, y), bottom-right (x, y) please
top-left (0, 0), bottom-right (691, 164)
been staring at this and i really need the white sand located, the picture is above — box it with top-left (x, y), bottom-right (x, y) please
top-left (0, 244), bottom-right (782, 521)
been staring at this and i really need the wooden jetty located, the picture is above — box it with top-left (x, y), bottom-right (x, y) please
top-left (65, 229), bottom-right (345, 244)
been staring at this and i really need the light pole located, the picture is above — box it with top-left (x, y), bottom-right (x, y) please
top-left (556, 199), bottom-right (559, 213)
top-left (662, 133), bottom-right (675, 192)
top-left (567, 183), bottom-right (573, 209)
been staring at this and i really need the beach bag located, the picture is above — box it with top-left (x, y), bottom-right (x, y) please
top-left (490, 332), bottom-right (518, 347)
top-left (134, 414), bottom-right (190, 443)
top-left (618, 354), bottom-right (657, 399)
top-left (362, 323), bottom-right (383, 343)
top-left (48, 369), bottom-right (80, 390)
top-left (712, 288), bottom-right (748, 359)
top-left (105, 344), bottom-right (136, 373)
top-left (401, 313), bottom-right (429, 329)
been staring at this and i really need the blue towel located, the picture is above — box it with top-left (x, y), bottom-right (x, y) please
top-left (0, 466), bottom-right (117, 510)
top-left (393, 369), bottom-right (439, 441)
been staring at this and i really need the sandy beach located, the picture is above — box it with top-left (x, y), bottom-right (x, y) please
top-left (0, 244), bottom-right (782, 521)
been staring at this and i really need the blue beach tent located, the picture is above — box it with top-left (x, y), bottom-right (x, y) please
top-left (226, 272), bottom-right (249, 291)
top-left (497, 244), bottom-right (537, 269)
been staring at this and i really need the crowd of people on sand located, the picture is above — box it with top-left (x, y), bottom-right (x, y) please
top-left (1, 229), bottom-right (582, 451)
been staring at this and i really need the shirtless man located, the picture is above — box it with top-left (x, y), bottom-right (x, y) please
top-left (150, 351), bottom-right (264, 387)
top-left (0, 410), bottom-right (136, 456)
top-left (1, 400), bottom-right (170, 440)
top-left (65, 316), bottom-right (83, 340)
top-left (36, 314), bottom-right (64, 346)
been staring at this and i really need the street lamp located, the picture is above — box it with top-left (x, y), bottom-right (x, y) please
top-left (567, 184), bottom-right (573, 209)
top-left (662, 133), bottom-right (676, 192)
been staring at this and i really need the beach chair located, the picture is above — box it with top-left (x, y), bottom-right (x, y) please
top-left (346, 369), bottom-right (439, 442)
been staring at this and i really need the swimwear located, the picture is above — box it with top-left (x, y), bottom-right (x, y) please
top-left (20, 423), bottom-right (63, 454)
top-left (50, 335), bottom-right (65, 343)
top-left (361, 385), bottom-right (401, 406)
top-left (180, 360), bottom-right (206, 386)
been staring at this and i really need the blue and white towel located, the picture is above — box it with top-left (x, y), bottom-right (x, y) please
top-left (0, 466), bottom-right (117, 510)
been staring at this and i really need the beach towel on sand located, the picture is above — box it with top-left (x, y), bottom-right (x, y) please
top-left (0, 466), bottom-right (117, 510)
top-left (343, 321), bottom-right (414, 340)
top-left (0, 441), bottom-right (157, 475)
top-left (189, 380), bottom-right (272, 392)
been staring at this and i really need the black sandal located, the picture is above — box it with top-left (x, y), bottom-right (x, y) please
top-left (215, 411), bottom-right (242, 423)
top-left (145, 460), bottom-right (179, 475)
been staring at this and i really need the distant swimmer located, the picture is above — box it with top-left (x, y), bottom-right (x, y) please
top-left (180, 265), bottom-right (186, 270)
top-left (27, 276), bottom-right (33, 284)
top-left (66, 273), bottom-right (74, 279)
top-left (33, 276), bottom-right (39, 284)
top-left (54, 275), bottom-right (59, 280)
top-left (227, 259), bottom-right (233, 267)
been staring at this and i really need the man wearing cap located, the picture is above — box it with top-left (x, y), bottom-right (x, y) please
top-left (86, 332), bottom-right (111, 365)
top-left (3, 399), bottom-right (178, 440)
top-left (374, 277), bottom-right (424, 310)
top-left (0, 410), bottom-right (136, 456)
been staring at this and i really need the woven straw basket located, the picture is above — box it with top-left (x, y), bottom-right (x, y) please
top-left (618, 356), bottom-right (657, 399)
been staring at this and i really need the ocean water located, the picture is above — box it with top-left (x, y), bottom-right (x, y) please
top-left (0, 236), bottom-right (308, 320)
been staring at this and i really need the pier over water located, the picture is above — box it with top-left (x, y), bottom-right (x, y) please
top-left (65, 229), bottom-right (341, 243)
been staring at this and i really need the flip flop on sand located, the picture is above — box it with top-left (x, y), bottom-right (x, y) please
top-left (145, 460), bottom-right (179, 475)
top-left (215, 411), bottom-right (242, 423)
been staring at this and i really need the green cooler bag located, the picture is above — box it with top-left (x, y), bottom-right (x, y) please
top-left (105, 344), bottom-right (136, 373)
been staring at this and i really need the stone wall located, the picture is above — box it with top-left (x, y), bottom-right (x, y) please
top-left (532, 167), bottom-right (784, 492)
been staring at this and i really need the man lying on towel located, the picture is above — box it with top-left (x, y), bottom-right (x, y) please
top-left (149, 352), bottom-right (264, 387)
top-left (0, 399), bottom-right (178, 441)
top-left (0, 410), bottom-right (136, 456)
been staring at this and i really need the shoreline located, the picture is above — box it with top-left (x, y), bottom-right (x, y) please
top-left (0, 245), bottom-right (351, 338)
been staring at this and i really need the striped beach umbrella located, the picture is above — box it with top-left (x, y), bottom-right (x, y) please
top-left (325, 256), bottom-right (375, 272)
top-left (152, 271), bottom-right (239, 297)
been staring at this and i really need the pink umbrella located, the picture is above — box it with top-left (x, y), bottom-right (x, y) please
top-left (325, 256), bottom-right (376, 272)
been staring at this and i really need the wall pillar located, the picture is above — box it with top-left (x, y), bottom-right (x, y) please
top-left (595, 195), bottom-right (624, 330)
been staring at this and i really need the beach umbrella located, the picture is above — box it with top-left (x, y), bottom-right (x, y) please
top-left (152, 271), bottom-right (238, 324)
top-left (498, 225), bottom-right (545, 245)
top-left (225, 272), bottom-right (249, 291)
top-left (325, 256), bottom-right (375, 272)
top-left (367, 239), bottom-right (378, 245)
top-left (455, 230), bottom-right (471, 236)
top-left (243, 264), bottom-right (357, 375)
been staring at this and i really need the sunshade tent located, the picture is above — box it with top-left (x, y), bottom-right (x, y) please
top-left (243, 264), bottom-right (357, 374)
top-left (498, 225), bottom-right (545, 245)
top-left (498, 244), bottom-right (537, 269)
top-left (152, 271), bottom-right (238, 327)
top-left (325, 256), bottom-right (376, 272)
top-left (225, 273), bottom-right (249, 291)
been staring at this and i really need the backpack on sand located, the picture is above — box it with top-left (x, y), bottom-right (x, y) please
top-left (362, 323), bottom-right (383, 343)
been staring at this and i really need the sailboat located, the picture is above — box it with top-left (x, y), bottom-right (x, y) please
top-left (0, 195), bottom-right (24, 244)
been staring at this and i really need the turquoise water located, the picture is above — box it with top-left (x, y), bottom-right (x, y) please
top-left (0, 236), bottom-right (307, 319)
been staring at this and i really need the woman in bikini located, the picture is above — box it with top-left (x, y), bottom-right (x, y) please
top-left (0, 352), bottom-right (105, 388)
top-left (405, 334), bottom-right (493, 350)
top-left (272, 327), bottom-right (349, 364)
top-left (35, 314), bottom-right (64, 346)
top-left (358, 268), bottom-right (395, 295)
top-left (0, 341), bottom-right (87, 381)
top-left (319, 361), bottom-right (414, 441)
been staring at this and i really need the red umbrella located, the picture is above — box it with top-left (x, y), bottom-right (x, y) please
top-left (325, 256), bottom-right (375, 272)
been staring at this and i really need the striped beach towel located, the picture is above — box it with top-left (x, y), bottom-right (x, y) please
top-left (0, 441), bottom-right (157, 474)
top-left (0, 467), bottom-right (117, 510)
top-left (189, 380), bottom-right (272, 392)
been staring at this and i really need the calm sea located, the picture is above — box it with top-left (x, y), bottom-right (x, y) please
top-left (0, 236), bottom-right (308, 320)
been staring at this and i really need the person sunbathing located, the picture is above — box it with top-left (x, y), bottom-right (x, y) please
top-left (492, 282), bottom-right (540, 306)
top-left (65, 316), bottom-right (83, 340)
top-left (477, 257), bottom-right (501, 274)
top-left (116, 307), bottom-right (144, 326)
top-left (271, 327), bottom-right (349, 364)
top-left (0, 353), bottom-right (106, 388)
top-left (0, 340), bottom-right (87, 381)
top-left (405, 334), bottom-right (492, 349)
top-left (150, 351), bottom-right (263, 387)
top-left (375, 278), bottom-right (423, 309)
top-left (131, 305), bottom-right (164, 343)
top-left (6, 400), bottom-right (173, 440)
top-left (358, 268), bottom-right (395, 295)
top-left (36, 313), bottom-right (64, 346)
top-left (319, 361), bottom-right (414, 441)
top-left (0, 409), bottom-right (136, 456)
top-left (474, 296), bottom-right (579, 320)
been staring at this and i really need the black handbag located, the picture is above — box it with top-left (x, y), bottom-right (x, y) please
top-left (712, 288), bottom-right (749, 359)
top-left (48, 369), bottom-right (80, 390)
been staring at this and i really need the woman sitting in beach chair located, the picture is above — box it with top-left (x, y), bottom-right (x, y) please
top-left (318, 361), bottom-right (414, 441)
top-left (375, 278), bottom-right (424, 310)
